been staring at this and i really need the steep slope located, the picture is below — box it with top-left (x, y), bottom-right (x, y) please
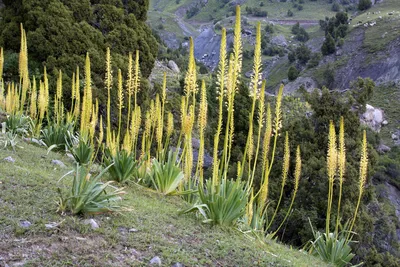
top-left (0, 140), bottom-right (328, 266)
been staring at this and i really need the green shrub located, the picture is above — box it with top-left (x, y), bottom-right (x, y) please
top-left (58, 164), bottom-right (126, 215)
top-left (41, 122), bottom-right (74, 151)
top-left (5, 114), bottom-right (32, 135)
top-left (104, 149), bottom-right (138, 183)
top-left (321, 34), bottom-right (336, 55)
top-left (308, 222), bottom-right (356, 267)
top-left (150, 150), bottom-right (184, 195)
top-left (358, 0), bottom-right (372, 11)
top-left (0, 122), bottom-right (20, 151)
top-left (288, 66), bottom-right (299, 81)
top-left (184, 179), bottom-right (248, 226)
top-left (66, 134), bottom-right (94, 165)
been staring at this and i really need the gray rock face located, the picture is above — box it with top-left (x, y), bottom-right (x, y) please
top-left (361, 104), bottom-right (385, 132)
top-left (51, 159), bottom-right (67, 168)
top-left (168, 60), bottom-right (180, 73)
top-left (335, 29), bottom-right (400, 88)
top-left (194, 27), bottom-right (232, 71)
top-left (150, 256), bottom-right (162, 266)
top-left (3, 156), bottom-right (15, 163)
top-left (271, 35), bottom-right (288, 47)
top-left (282, 77), bottom-right (318, 95)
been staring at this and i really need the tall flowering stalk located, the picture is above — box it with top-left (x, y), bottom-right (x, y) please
top-left (117, 69), bottom-right (124, 143)
top-left (196, 80), bottom-right (207, 183)
top-left (73, 67), bottom-right (80, 120)
top-left (267, 131), bottom-right (290, 230)
top-left (105, 47), bottom-right (112, 147)
top-left (257, 103), bottom-right (272, 211)
top-left (347, 130), bottom-right (368, 241)
top-left (126, 52), bottom-right (133, 127)
top-left (272, 146), bottom-right (301, 236)
top-left (19, 24), bottom-right (29, 113)
top-left (220, 6), bottom-right (242, 182)
top-left (212, 27), bottom-right (227, 188)
top-left (29, 76), bottom-right (37, 119)
top-left (335, 117), bottom-right (346, 236)
top-left (242, 22), bottom-right (262, 181)
top-left (133, 50), bottom-right (141, 109)
top-left (326, 120), bottom-right (337, 236)
top-left (80, 53), bottom-right (92, 138)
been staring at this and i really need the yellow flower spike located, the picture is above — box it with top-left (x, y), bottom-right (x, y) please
top-left (38, 81), bottom-right (46, 121)
top-left (184, 37), bottom-right (197, 101)
top-left (267, 131), bottom-right (290, 231)
top-left (196, 80), bottom-right (208, 181)
top-left (98, 116), bottom-right (104, 147)
top-left (126, 51), bottom-right (133, 127)
top-left (166, 112), bottom-right (174, 140)
top-left (0, 47), bottom-right (4, 79)
top-left (117, 68), bottom-right (124, 143)
top-left (81, 52), bottom-right (92, 138)
top-left (105, 47), bottom-right (113, 142)
top-left (347, 130), bottom-right (368, 241)
top-left (326, 120), bottom-right (337, 235)
top-left (133, 50), bottom-right (141, 108)
top-left (0, 79), bottom-right (4, 110)
top-left (335, 116), bottom-right (346, 235)
top-left (74, 66), bottom-right (80, 120)
top-left (272, 145), bottom-right (302, 237)
top-left (30, 76), bottom-right (37, 119)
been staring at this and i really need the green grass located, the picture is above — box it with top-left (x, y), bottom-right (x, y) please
top-left (0, 140), bottom-right (329, 266)
top-left (150, 0), bottom-right (336, 22)
top-left (349, 0), bottom-right (400, 53)
top-left (267, 60), bottom-right (290, 91)
top-left (369, 84), bottom-right (400, 145)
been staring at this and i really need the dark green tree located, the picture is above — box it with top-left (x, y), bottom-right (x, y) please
top-left (358, 0), bottom-right (372, 11)
top-left (0, 0), bottom-right (158, 82)
top-left (288, 65), bottom-right (299, 81)
top-left (295, 44), bottom-right (311, 64)
top-left (321, 33), bottom-right (336, 55)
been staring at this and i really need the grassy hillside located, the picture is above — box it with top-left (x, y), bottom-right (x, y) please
top-left (150, 0), bottom-right (336, 21)
top-left (0, 140), bottom-right (328, 266)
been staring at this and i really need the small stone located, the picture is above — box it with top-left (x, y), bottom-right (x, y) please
top-left (172, 263), bottom-right (184, 267)
top-left (66, 153), bottom-right (75, 161)
top-left (150, 256), bottom-right (162, 266)
top-left (83, 219), bottom-right (99, 229)
top-left (130, 248), bottom-right (140, 258)
top-left (45, 221), bottom-right (63, 229)
top-left (51, 159), bottom-right (66, 168)
top-left (392, 134), bottom-right (399, 140)
top-left (382, 120), bottom-right (388, 125)
top-left (19, 220), bottom-right (31, 228)
top-left (4, 156), bottom-right (15, 163)
top-left (23, 137), bottom-right (45, 146)
top-left (129, 228), bottom-right (138, 233)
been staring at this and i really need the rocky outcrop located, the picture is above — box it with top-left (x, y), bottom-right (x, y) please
top-left (167, 60), bottom-right (180, 73)
top-left (271, 35), bottom-right (288, 47)
top-left (334, 29), bottom-right (400, 88)
top-left (282, 77), bottom-right (318, 95)
top-left (360, 104), bottom-right (385, 132)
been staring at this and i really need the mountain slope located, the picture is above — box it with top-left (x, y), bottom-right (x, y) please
top-left (0, 140), bottom-right (328, 266)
